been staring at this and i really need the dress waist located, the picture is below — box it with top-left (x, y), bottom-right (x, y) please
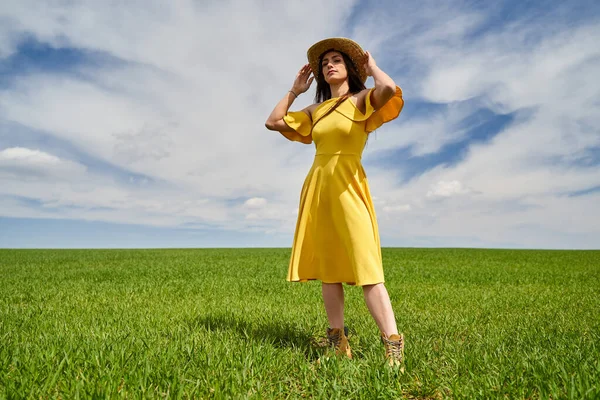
top-left (315, 152), bottom-right (361, 158)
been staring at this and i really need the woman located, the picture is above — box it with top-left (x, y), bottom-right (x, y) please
top-left (265, 37), bottom-right (405, 368)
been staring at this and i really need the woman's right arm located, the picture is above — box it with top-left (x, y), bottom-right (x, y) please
top-left (265, 64), bottom-right (314, 131)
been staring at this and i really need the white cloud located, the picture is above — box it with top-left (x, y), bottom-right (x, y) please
top-left (0, 147), bottom-right (87, 179)
top-left (353, 1), bottom-right (600, 248)
top-left (426, 180), bottom-right (471, 198)
top-left (244, 197), bottom-right (267, 209)
top-left (0, 0), bottom-right (355, 232)
top-left (1, 1), bottom-right (599, 248)
top-left (0, 147), bottom-right (61, 164)
top-left (382, 204), bottom-right (411, 213)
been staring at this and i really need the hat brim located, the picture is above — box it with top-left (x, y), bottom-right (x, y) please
top-left (307, 37), bottom-right (367, 84)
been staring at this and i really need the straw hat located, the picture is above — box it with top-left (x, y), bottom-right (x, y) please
top-left (307, 37), bottom-right (367, 83)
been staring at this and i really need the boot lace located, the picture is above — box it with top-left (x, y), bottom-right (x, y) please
top-left (382, 334), bottom-right (404, 363)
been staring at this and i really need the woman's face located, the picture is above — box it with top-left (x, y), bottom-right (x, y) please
top-left (321, 50), bottom-right (347, 84)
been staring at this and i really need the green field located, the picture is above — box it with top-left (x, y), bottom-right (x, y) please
top-left (1, 248), bottom-right (599, 399)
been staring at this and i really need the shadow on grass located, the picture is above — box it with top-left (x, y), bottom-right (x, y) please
top-left (188, 312), bottom-right (326, 360)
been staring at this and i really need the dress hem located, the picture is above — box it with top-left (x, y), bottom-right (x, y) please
top-left (286, 277), bottom-right (385, 287)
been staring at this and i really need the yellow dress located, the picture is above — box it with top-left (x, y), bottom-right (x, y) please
top-left (281, 87), bottom-right (404, 286)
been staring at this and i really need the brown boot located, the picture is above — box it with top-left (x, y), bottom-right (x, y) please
top-left (326, 327), bottom-right (352, 359)
top-left (381, 332), bottom-right (405, 371)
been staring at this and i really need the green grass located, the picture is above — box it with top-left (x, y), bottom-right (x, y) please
top-left (1, 248), bottom-right (599, 399)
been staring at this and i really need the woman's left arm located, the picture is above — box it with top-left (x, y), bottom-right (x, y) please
top-left (363, 51), bottom-right (396, 110)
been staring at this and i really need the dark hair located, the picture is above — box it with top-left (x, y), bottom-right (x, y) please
top-left (313, 49), bottom-right (366, 119)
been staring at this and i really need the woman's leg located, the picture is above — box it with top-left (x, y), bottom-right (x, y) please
top-left (322, 283), bottom-right (345, 329)
top-left (363, 283), bottom-right (398, 336)
top-left (364, 283), bottom-right (404, 368)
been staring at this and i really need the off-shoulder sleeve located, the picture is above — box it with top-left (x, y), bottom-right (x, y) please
top-left (364, 86), bottom-right (404, 133)
top-left (280, 111), bottom-right (312, 144)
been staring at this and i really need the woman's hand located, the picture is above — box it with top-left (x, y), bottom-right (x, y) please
top-left (361, 50), bottom-right (397, 110)
top-left (364, 51), bottom-right (378, 77)
top-left (291, 64), bottom-right (314, 95)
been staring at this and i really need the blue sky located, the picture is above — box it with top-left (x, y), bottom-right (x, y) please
top-left (0, 0), bottom-right (599, 249)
